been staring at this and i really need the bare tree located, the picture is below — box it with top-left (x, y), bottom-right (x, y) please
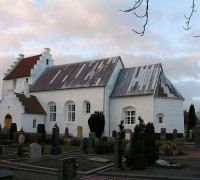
top-left (121, 0), bottom-right (199, 37)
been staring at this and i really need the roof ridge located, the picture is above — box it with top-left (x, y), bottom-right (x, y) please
top-left (52, 56), bottom-right (121, 68)
top-left (124, 63), bottom-right (161, 69)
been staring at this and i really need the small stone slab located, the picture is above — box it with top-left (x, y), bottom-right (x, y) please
top-left (155, 160), bottom-right (171, 167)
top-left (88, 157), bottom-right (110, 163)
top-left (0, 169), bottom-right (13, 178)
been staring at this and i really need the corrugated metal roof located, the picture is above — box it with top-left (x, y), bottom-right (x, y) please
top-left (111, 64), bottom-right (161, 97)
top-left (155, 72), bottom-right (184, 100)
top-left (16, 93), bottom-right (46, 115)
top-left (30, 56), bottom-right (121, 92)
top-left (4, 54), bottom-right (42, 80)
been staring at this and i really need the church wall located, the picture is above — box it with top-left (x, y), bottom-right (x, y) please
top-left (21, 114), bottom-right (45, 133)
top-left (154, 98), bottom-right (184, 134)
top-left (110, 95), bottom-right (154, 133)
top-left (31, 87), bottom-right (104, 137)
top-left (104, 59), bottom-right (123, 137)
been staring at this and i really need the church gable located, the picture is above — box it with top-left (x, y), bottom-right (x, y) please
top-left (4, 54), bottom-right (42, 80)
top-left (30, 56), bottom-right (121, 92)
top-left (154, 72), bottom-right (184, 100)
top-left (111, 64), bottom-right (161, 97)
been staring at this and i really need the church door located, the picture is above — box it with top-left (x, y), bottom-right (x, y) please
top-left (5, 114), bottom-right (12, 129)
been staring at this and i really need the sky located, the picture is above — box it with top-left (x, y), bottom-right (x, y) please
top-left (0, 0), bottom-right (200, 111)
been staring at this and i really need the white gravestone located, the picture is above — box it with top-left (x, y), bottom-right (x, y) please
top-left (19, 134), bottom-right (25, 145)
top-left (28, 143), bottom-right (42, 163)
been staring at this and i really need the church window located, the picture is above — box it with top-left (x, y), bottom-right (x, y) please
top-left (83, 101), bottom-right (91, 114)
top-left (46, 59), bottom-right (49, 65)
top-left (49, 103), bottom-right (56, 121)
top-left (33, 119), bottom-right (36, 128)
top-left (68, 103), bottom-right (75, 122)
top-left (157, 113), bottom-right (164, 124)
top-left (124, 107), bottom-right (136, 124)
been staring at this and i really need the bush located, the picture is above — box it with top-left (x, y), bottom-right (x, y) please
top-left (13, 132), bottom-right (41, 144)
top-left (70, 138), bottom-right (80, 146)
top-left (37, 124), bottom-right (46, 142)
top-left (95, 140), bottom-right (114, 154)
top-left (118, 120), bottom-right (125, 140)
top-left (144, 122), bottom-right (159, 165)
top-left (9, 123), bottom-right (17, 140)
top-left (130, 125), bottom-right (146, 170)
top-left (161, 142), bottom-right (177, 156)
top-left (88, 111), bottom-right (105, 139)
top-left (0, 139), bottom-right (14, 145)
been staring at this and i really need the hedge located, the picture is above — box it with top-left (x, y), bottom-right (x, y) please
top-left (13, 132), bottom-right (41, 144)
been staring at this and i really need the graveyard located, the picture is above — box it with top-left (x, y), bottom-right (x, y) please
top-left (0, 123), bottom-right (200, 179)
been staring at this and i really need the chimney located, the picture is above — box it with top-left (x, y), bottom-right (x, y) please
top-left (24, 78), bottom-right (30, 98)
top-left (44, 48), bottom-right (50, 54)
top-left (19, 54), bottom-right (24, 59)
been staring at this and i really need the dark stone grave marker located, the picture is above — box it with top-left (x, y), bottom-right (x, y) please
top-left (51, 123), bottom-right (61, 155)
top-left (195, 125), bottom-right (200, 148)
top-left (173, 129), bottom-right (177, 140)
top-left (114, 140), bottom-right (122, 169)
top-left (160, 128), bottom-right (166, 140)
top-left (89, 132), bottom-right (96, 149)
top-left (112, 130), bottom-right (117, 139)
top-left (57, 157), bottom-right (76, 180)
top-left (81, 138), bottom-right (88, 153)
top-left (65, 127), bottom-right (69, 138)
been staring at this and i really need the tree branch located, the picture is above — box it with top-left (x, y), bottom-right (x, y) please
top-left (120, 0), bottom-right (149, 36)
top-left (183, 0), bottom-right (197, 30)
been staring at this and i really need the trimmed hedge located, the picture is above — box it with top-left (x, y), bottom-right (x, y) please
top-left (13, 132), bottom-right (41, 144)
top-left (95, 140), bottom-right (114, 154)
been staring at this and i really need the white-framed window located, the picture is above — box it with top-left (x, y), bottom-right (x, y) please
top-left (124, 107), bottom-right (136, 124)
top-left (46, 59), bottom-right (49, 65)
top-left (86, 102), bottom-right (91, 113)
top-left (49, 103), bottom-right (56, 121)
top-left (68, 103), bottom-right (75, 122)
top-left (157, 113), bottom-right (164, 124)
top-left (33, 119), bottom-right (36, 128)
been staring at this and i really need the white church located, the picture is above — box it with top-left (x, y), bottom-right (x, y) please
top-left (0, 48), bottom-right (184, 138)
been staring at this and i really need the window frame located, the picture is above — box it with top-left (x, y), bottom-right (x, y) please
top-left (33, 119), bottom-right (36, 128)
top-left (124, 107), bottom-right (136, 125)
top-left (49, 103), bottom-right (56, 122)
top-left (68, 103), bottom-right (75, 122)
top-left (157, 113), bottom-right (164, 124)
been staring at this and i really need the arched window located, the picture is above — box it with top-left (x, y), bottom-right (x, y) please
top-left (157, 113), bottom-right (164, 124)
top-left (65, 101), bottom-right (75, 122)
top-left (48, 102), bottom-right (56, 121)
top-left (123, 106), bottom-right (136, 125)
top-left (83, 101), bottom-right (91, 114)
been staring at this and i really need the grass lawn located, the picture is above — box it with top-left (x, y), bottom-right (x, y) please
top-left (43, 145), bottom-right (80, 154)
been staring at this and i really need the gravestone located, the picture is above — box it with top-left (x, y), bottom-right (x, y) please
top-left (160, 128), bottom-right (166, 140)
top-left (65, 127), bottom-right (69, 138)
top-left (189, 130), bottom-right (193, 139)
top-left (3, 127), bottom-right (8, 136)
top-left (28, 143), bottom-right (42, 163)
top-left (173, 129), bottom-right (177, 140)
top-left (57, 157), bottom-right (76, 180)
top-left (114, 140), bottom-right (122, 169)
top-left (125, 129), bottom-right (132, 140)
top-left (77, 126), bottom-right (82, 138)
top-left (51, 123), bottom-right (61, 155)
top-left (174, 138), bottom-right (185, 149)
top-left (19, 134), bottom-right (25, 145)
top-left (89, 132), bottom-right (96, 149)
top-left (195, 125), bottom-right (200, 148)
top-left (112, 130), bottom-right (117, 140)
top-left (155, 160), bottom-right (171, 167)
top-left (80, 138), bottom-right (88, 153)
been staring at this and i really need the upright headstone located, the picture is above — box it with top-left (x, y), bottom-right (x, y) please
top-left (125, 129), bottom-right (132, 140)
top-left (77, 126), bottom-right (82, 138)
top-left (195, 125), bottom-right (200, 148)
top-left (89, 132), bottom-right (96, 149)
top-left (57, 157), bottom-right (76, 180)
top-left (114, 140), bottom-right (122, 169)
top-left (28, 143), bottom-right (42, 163)
top-left (160, 128), bottom-right (166, 140)
top-left (80, 138), bottom-right (88, 153)
top-left (65, 127), bottom-right (69, 138)
top-left (189, 130), bottom-right (193, 139)
top-left (51, 123), bottom-right (61, 155)
top-left (112, 130), bottom-right (117, 140)
top-left (173, 129), bottom-right (177, 140)
top-left (19, 134), bottom-right (25, 145)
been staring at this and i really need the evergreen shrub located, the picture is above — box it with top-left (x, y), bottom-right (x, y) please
top-left (37, 124), bottom-right (46, 142)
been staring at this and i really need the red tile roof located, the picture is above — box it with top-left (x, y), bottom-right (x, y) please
top-left (16, 93), bottom-right (46, 115)
top-left (4, 54), bottom-right (42, 80)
